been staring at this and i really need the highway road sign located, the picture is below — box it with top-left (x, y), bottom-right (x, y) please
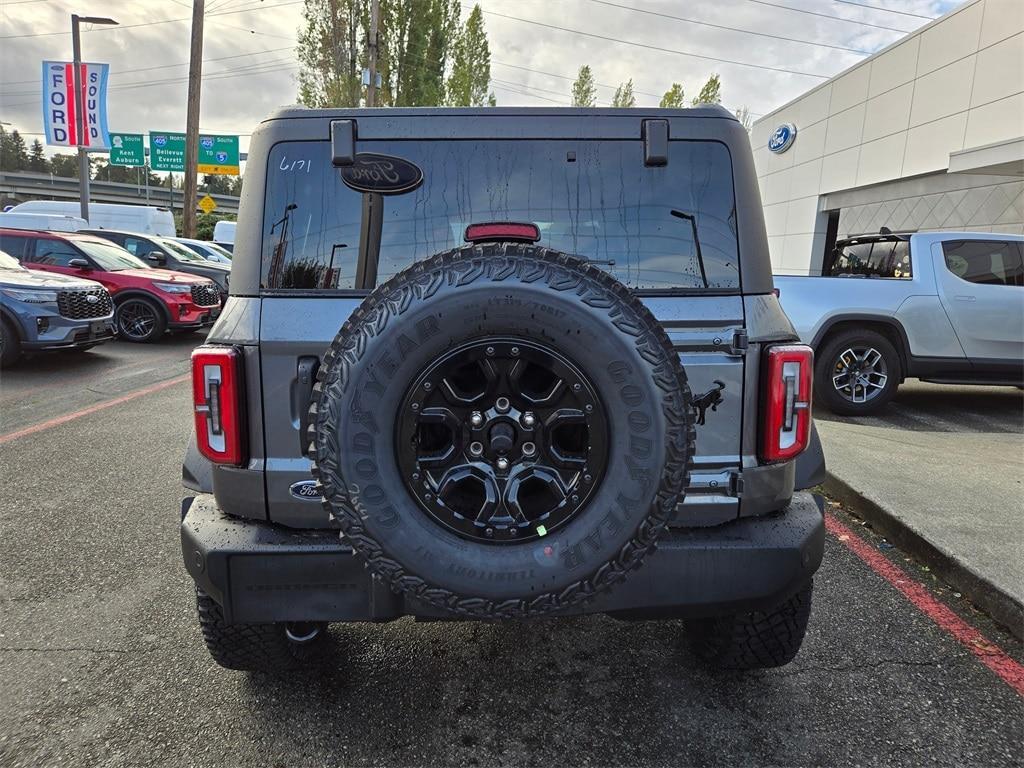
top-left (198, 194), bottom-right (217, 214)
top-left (149, 131), bottom-right (186, 172)
top-left (197, 135), bottom-right (240, 175)
top-left (108, 133), bottom-right (145, 166)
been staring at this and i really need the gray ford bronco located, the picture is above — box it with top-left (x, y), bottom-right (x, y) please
top-left (181, 106), bottom-right (826, 672)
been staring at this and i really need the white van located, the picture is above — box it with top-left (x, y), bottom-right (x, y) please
top-left (0, 211), bottom-right (88, 232)
top-left (9, 201), bottom-right (176, 237)
top-left (213, 220), bottom-right (236, 252)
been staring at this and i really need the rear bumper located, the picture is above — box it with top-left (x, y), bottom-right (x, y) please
top-left (182, 492), bottom-right (825, 624)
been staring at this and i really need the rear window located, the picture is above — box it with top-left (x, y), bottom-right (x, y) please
top-left (261, 139), bottom-right (739, 292)
top-left (828, 238), bottom-right (911, 278)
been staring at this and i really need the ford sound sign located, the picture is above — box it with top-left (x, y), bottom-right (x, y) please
top-left (768, 123), bottom-right (797, 154)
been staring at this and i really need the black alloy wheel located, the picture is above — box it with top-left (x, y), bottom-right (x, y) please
top-left (116, 299), bottom-right (165, 343)
top-left (396, 338), bottom-right (609, 544)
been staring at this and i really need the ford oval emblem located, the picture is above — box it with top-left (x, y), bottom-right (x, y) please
top-left (768, 123), bottom-right (797, 154)
top-left (85, 294), bottom-right (99, 303)
top-left (289, 480), bottom-right (321, 500)
top-left (340, 153), bottom-right (424, 195)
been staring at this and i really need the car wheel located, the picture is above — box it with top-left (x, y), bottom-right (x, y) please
top-left (115, 298), bottom-right (167, 343)
top-left (0, 318), bottom-right (21, 367)
top-left (195, 589), bottom-right (326, 672)
top-left (685, 581), bottom-right (813, 670)
top-left (310, 242), bottom-right (695, 619)
top-left (816, 329), bottom-right (901, 416)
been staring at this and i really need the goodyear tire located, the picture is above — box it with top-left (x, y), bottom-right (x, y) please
top-left (310, 243), bottom-right (694, 619)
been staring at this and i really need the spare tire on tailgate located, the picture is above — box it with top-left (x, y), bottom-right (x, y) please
top-left (310, 243), bottom-right (694, 618)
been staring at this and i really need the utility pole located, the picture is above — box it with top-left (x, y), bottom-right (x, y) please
top-left (70, 13), bottom-right (117, 222)
top-left (183, 0), bottom-right (205, 238)
top-left (366, 0), bottom-right (380, 107)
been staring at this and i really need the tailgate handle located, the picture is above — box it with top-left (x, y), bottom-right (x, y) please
top-left (296, 356), bottom-right (320, 456)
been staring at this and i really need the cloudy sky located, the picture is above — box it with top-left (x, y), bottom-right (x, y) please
top-left (1, 0), bottom-right (961, 157)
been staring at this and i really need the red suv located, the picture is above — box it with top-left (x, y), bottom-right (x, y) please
top-left (0, 229), bottom-right (221, 343)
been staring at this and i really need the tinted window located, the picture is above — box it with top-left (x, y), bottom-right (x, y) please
top-left (829, 238), bottom-right (912, 278)
top-left (262, 140), bottom-right (739, 291)
top-left (120, 235), bottom-right (156, 258)
top-left (27, 238), bottom-right (82, 267)
top-left (0, 233), bottom-right (29, 259)
top-left (942, 240), bottom-right (1023, 287)
top-left (74, 239), bottom-right (148, 271)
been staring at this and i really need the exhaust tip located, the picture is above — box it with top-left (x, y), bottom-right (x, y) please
top-left (285, 622), bottom-right (323, 645)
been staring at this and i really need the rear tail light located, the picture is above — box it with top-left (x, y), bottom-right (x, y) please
top-left (191, 345), bottom-right (245, 466)
top-left (761, 344), bottom-right (813, 463)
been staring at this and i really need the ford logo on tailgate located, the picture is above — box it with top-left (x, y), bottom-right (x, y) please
top-left (340, 153), bottom-right (423, 195)
top-left (289, 480), bottom-right (321, 500)
top-left (768, 123), bottom-right (797, 154)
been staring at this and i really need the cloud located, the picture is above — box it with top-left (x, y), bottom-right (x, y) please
top-left (0, 0), bottom-right (961, 155)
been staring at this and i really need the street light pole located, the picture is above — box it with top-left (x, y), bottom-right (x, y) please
top-left (70, 13), bottom-right (117, 223)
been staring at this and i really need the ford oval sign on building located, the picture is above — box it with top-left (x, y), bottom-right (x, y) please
top-left (768, 123), bottom-right (797, 154)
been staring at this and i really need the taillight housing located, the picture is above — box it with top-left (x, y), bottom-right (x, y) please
top-left (191, 345), bottom-right (245, 466)
top-left (760, 344), bottom-right (813, 463)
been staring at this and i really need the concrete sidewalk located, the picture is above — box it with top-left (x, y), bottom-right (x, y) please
top-left (815, 380), bottom-right (1024, 637)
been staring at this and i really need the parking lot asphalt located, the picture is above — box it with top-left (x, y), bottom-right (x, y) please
top-left (1, 342), bottom-right (1023, 767)
top-left (816, 381), bottom-right (1024, 635)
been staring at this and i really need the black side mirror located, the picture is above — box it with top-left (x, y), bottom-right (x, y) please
top-left (68, 258), bottom-right (91, 269)
top-left (145, 251), bottom-right (166, 265)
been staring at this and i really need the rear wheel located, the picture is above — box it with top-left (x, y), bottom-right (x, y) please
top-left (115, 297), bottom-right (167, 343)
top-left (195, 589), bottom-right (326, 672)
top-left (0, 318), bottom-right (21, 367)
top-left (816, 329), bottom-right (900, 415)
top-left (685, 582), bottom-right (813, 669)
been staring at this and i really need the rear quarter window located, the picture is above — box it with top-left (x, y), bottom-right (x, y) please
top-left (261, 139), bottom-right (740, 292)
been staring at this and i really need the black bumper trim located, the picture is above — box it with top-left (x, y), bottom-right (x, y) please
top-left (181, 492), bottom-right (825, 624)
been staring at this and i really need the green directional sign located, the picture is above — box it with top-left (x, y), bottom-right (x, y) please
top-left (149, 131), bottom-right (186, 172)
top-left (108, 133), bottom-right (144, 166)
top-left (197, 134), bottom-right (240, 175)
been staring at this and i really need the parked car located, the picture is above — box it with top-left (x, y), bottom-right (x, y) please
top-left (212, 220), bottom-right (235, 252)
top-left (82, 229), bottom-right (230, 302)
top-left (9, 201), bottom-right (176, 236)
top-left (0, 228), bottom-right (221, 343)
top-left (171, 237), bottom-right (232, 264)
top-left (180, 105), bottom-right (827, 674)
top-left (776, 231), bottom-right (1024, 415)
top-left (0, 248), bottom-right (114, 366)
top-left (0, 211), bottom-right (87, 233)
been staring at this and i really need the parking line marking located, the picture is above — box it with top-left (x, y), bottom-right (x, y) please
top-left (825, 512), bottom-right (1024, 698)
top-left (0, 374), bottom-right (190, 445)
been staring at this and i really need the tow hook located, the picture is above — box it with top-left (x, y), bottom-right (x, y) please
top-left (692, 380), bottom-right (726, 426)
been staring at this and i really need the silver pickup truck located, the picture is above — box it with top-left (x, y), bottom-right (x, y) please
top-left (776, 231), bottom-right (1023, 415)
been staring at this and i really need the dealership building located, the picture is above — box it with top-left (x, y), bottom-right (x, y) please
top-left (751, 0), bottom-right (1023, 275)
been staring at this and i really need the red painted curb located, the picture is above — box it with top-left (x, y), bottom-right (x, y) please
top-left (826, 512), bottom-right (1024, 698)
top-left (0, 374), bottom-right (190, 445)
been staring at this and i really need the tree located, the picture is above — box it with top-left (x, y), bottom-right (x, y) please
top-left (27, 139), bottom-right (49, 173)
top-left (49, 153), bottom-right (81, 178)
top-left (659, 83), bottom-right (685, 109)
top-left (735, 105), bottom-right (753, 133)
top-left (611, 79), bottom-right (635, 108)
top-left (202, 175), bottom-right (232, 195)
top-left (0, 128), bottom-right (29, 172)
top-left (296, 0), bottom-right (473, 108)
top-left (692, 73), bottom-right (721, 106)
top-left (571, 65), bottom-right (597, 107)
top-left (229, 176), bottom-right (243, 196)
top-left (446, 5), bottom-right (492, 107)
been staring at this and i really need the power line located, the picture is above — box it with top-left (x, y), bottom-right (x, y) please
top-left (470, 5), bottom-right (834, 79)
top-left (744, 0), bottom-right (916, 33)
top-left (832, 0), bottom-right (937, 20)
top-left (587, 0), bottom-right (872, 55)
top-left (0, 46), bottom-right (293, 89)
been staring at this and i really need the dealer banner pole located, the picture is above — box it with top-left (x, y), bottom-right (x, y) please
top-left (71, 14), bottom-right (89, 222)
